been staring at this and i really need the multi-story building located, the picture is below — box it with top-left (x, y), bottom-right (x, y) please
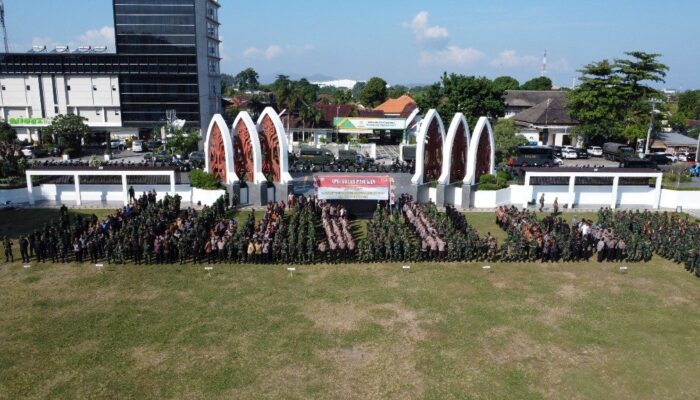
top-left (0, 0), bottom-right (221, 142)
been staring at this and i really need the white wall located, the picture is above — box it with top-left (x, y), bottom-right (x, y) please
top-left (0, 185), bottom-right (224, 207)
top-left (660, 190), bottom-right (700, 210)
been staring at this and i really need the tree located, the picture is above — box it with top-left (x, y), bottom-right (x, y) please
top-left (520, 76), bottom-right (553, 90)
top-left (167, 128), bottom-right (200, 156)
top-left (439, 73), bottom-right (505, 127)
top-left (493, 119), bottom-right (527, 163)
top-left (387, 85), bottom-right (409, 99)
top-left (414, 83), bottom-right (443, 112)
top-left (351, 81), bottom-right (366, 100)
top-left (330, 89), bottom-right (352, 105)
top-left (359, 77), bottom-right (387, 108)
top-left (567, 60), bottom-right (628, 142)
top-left (0, 120), bottom-right (17, 143)
top-left (567, 52), bottom-right (668, 144)
top-left (232, 67), bottom-right (260, 92)
top-left (42, 114), bottom-right (90, 150)
top-left (677, 90), bottom-right (700, 120)
top-left (493, 76), bottom-right (520, 93)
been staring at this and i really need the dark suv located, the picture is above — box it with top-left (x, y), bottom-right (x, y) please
top-left (644, 154), bottom-right (672, 165)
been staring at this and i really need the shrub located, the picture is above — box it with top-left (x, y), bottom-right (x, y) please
top-left (478, 183), bottom-right (500, 190)
top-left (63, 148), bottom-right (80, 157)
top-left (479, 174), bottom-right (496, 184)
top-left (496, 170), bottom-right (512, 182)
top-left (189, 169), bottom-right (220, 189)
top-left (496, 176), bottom-right (507, 188)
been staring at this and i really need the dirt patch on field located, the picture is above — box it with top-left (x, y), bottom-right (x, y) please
top-left (374, 303), bottom-right (426, 340)
top-left (556, 283), bottom-right (585, 300)
top-left (537, 305), bottom-right (572, 326)
top-left (131, 345), bottom-right (168, 369)
top-left (303, 300), bottom-right (369, 332)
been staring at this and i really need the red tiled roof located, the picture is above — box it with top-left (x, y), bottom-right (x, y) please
top-left (373, 94), bottom-right (417, 116)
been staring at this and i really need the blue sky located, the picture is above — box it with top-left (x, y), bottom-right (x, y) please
top-left (5, 0), bottom-right (700, 88)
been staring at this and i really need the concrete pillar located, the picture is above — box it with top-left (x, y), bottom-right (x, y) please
top-left (122, 174), bottom-right (129, 206)
top-left (567, 175), bottom-right (576, 210)
top-left (26, 171), bottom-right (35, 205)
top-left (522, 174), bottom-right (531, 209)
top-left (74, 174), bottom-right (82, 206)
top-left (654, 174), bottom-right (662, 209)
top-left (610, 175), bottom-right (619, 209)
top-left (170, 171), bottom-right (176, 194)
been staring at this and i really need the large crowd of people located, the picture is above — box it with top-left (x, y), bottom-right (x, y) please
top-left (2, 194), bottom-right (699, 279)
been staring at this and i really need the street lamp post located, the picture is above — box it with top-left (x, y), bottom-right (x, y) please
top-left (644, 99), bottom-right (661, 156)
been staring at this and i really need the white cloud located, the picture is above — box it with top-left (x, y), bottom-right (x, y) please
top-left (406, 11), bottom-right (449, 47)
top-left (490, 50), bottom-right (539, 68)
top-left (420, 46), bottom-right (485, 66)
top-left (28, 26), bottom-right (115, 52)
top-left (242, 44), bottom-right (313, 60)
top-left (76, 26), bottom-right (115, 48)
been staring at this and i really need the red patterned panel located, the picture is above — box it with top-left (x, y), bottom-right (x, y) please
top-left (423, 118), bottom-right (443, 183)
top-left (233, 120), bottom-right (255, 182)
top-left (449, 123), bottom-right (467, 183)
top-left (208, 123), bottom-right (227, 183)
top-left (474, 126), bottom-right (491, 183)
top-left (260, 115), bottom-right (281, 182)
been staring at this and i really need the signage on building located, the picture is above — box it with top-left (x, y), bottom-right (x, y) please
top-left (8, 117), bottom-right (48, 126)
top-left (333, 117), bottom-right (406, 132)
top-left (314, 175), bottom-right (393, 201)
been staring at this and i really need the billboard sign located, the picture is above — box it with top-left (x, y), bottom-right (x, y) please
top-left (333, 117), bottom-right (406, 132)
top-left (314, 175), bottom-right (393, 201)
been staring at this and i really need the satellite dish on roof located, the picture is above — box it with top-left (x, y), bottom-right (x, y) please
top-left (55, 45), bottom-right (69, 53)
top-left (31, 45), bottom-right (46, 53)
top-left (76, 45), bottom-right (91, 53)
top-left (92, 46), bottom-right (107, 53)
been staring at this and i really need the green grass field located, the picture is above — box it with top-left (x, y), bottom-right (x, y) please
top-left (1, 208), bottom-right (699, 399)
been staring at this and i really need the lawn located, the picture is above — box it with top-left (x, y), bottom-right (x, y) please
top-left (1, 209), bottom-right (699, 399)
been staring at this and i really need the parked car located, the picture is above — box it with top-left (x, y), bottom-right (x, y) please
top-left (553, 156), bottom-right (564, 166)
top-left (21, 146), bottom-right (48, 158)
top-left (587, 146), bottom-right (603, 157)
top-left (101, 140), bottom-right (125, 150)
top-left (562, 148), bottom-right (578, 159)
top-left (147, 141), bottom-right (163, 151)
top-left (188, 151), bottom-right (205, 167)
top-left (131, 140), bottom-right (145, 152)
top-left (144, 150), bottom-right (171, 163)
top-left (661, 152), bottom-right (678, 162)
top-left (620, 158), bottom-right (658, 169)
top-left (575, 148), bottom-right (590, 159)
top-left (551, 146), bottom-right (563, 157)
top-left (678, 152), bottom-right (696, 162)
top-left (50, 147), bottom-right (62, 157)
top-left (644, 153), bottom-right (672, 165)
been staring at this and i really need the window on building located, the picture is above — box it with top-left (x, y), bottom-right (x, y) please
top-left (1, 85), bottom-right (5, 91)
top-left (54, 106), bottom-right (59, 113)
top-left (67, 85), bottom-right (71, 91)
top-left (112, 86), bottom-right (117, 91)
top-left (26, 85), bottom-right (31, 91)
top-left (93, 85), bottom-right (98, 91)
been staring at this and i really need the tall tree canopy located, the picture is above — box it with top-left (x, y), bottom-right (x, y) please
top-left (42, 114), bottom-right (90, 149)
top-left (567, 51), bottom-right (668, 143)
top-left (520, 76), bottom-right (553, 90)
top-left (493, 119), bottom-right (528, 163)
top-left (359, 77), bottom-right (388, 108)
top-left (232, 67), bottom-right (260, 92)
top-left (439, 73), bottom-right (505, 127)
top-left (493, 76), bottom-right (520, 93)
top-left (0, 120), bottom-right (17, 143)
top-left (677, 90), bottom-right (700, 120)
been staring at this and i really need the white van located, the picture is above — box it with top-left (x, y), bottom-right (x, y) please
top-left (131, 140), bottom-right (145, 152)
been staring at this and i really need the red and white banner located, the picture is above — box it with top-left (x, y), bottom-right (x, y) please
top-left (314, 175), bottom-right (392, 200)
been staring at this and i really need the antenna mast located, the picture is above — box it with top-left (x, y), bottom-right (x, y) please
top-left (541, 49), bottom-right (547, 77)
top-left (0, 0), bottom-right (8, 53)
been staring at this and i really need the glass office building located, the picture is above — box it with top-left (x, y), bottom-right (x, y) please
top-left (0, 0), bottom-right (221, 135)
